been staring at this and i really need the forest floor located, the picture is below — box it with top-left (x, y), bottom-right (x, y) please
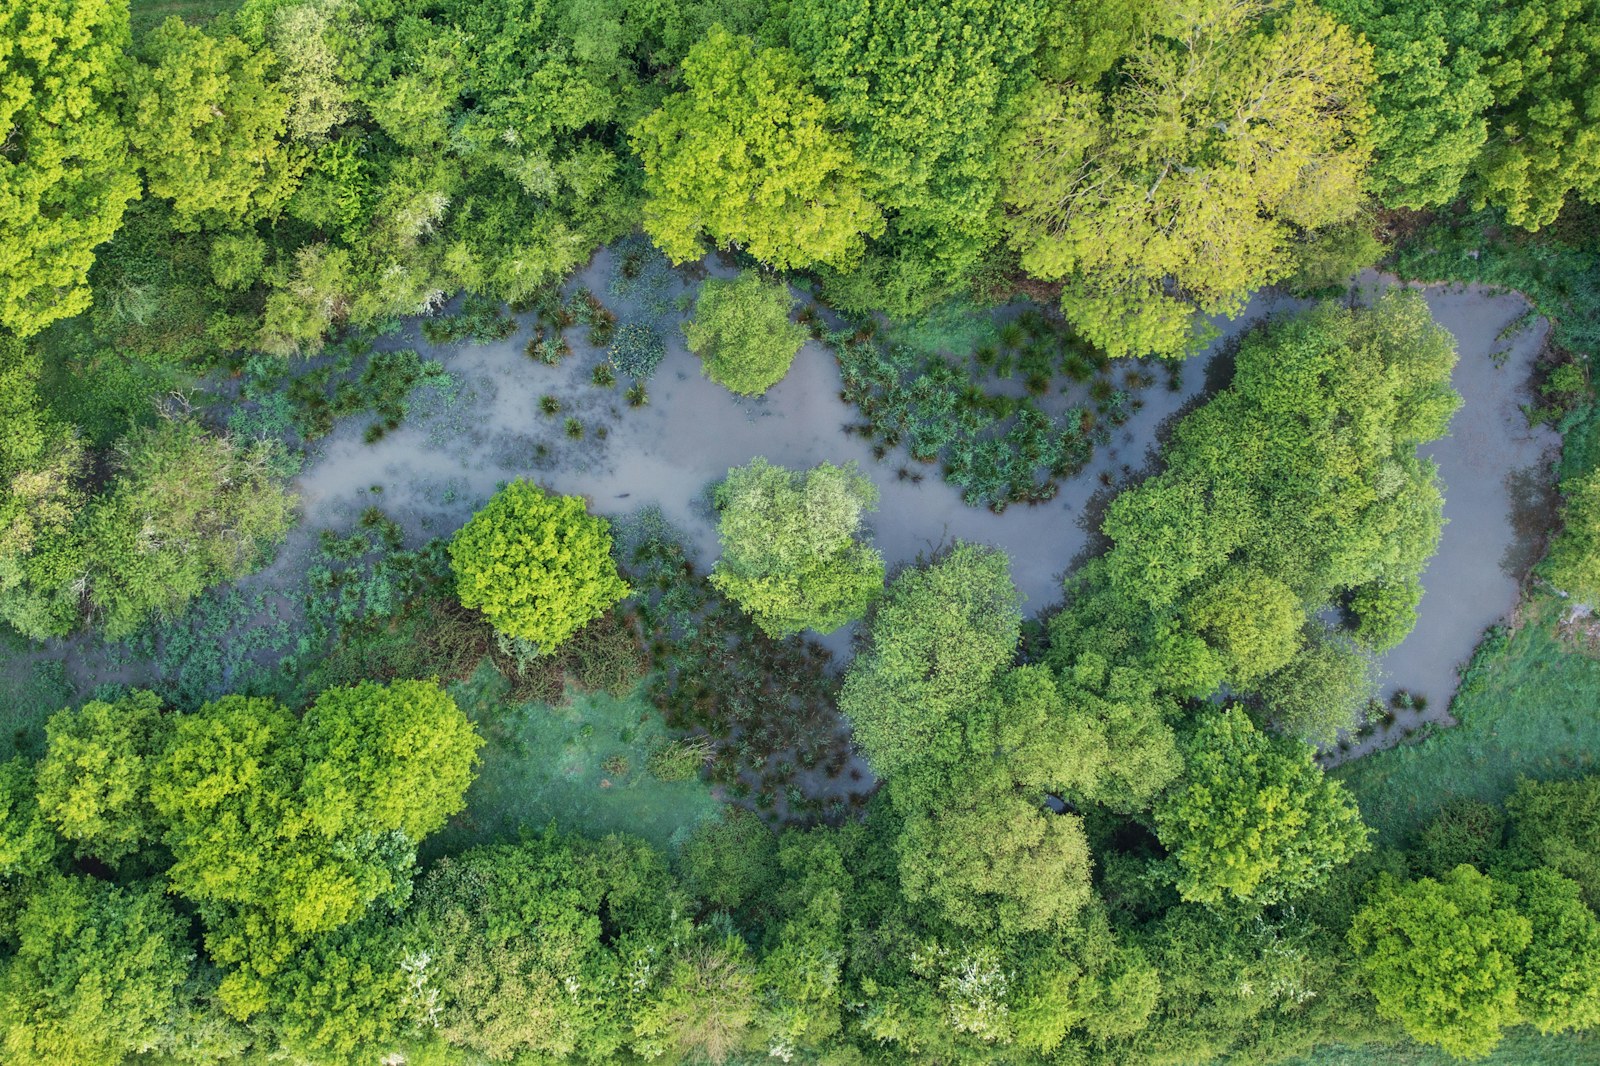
top-left (130, 0), bottom-right (238, 36)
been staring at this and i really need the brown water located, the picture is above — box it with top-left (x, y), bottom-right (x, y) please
top-left (283, 256), bottom-right (1557, 758)
top-left (1336, 277), bottom-right (1559, 756)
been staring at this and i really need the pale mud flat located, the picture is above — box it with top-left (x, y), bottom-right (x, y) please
top-left (290, 251), bottom-right (1555, 758)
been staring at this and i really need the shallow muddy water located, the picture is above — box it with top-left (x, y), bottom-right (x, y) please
top-left (286, 254), bottom-right (1556, 756)
top-left (1344, 278), bottom-right (1560, 754)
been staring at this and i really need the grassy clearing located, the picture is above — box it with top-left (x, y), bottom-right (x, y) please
top-left (1337, 594), bottom-right (1600, 847)
top-left (423, 664), bottom-right (721, 862)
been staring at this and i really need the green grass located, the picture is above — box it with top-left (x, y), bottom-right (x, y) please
top-left (1284, 1028), bottom-right (1600, 1065)
top-left (882, 295), bottom-right (1003, 358)
top-left (423, 664), bottom-right (720, 862)
top-left (1337, 595), bottom-right (1600, 847)
top-left (0, 655), bottom-right (73, 761)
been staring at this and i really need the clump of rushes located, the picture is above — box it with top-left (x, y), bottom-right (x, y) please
top-left (592, 362), bottom-right (616, 387)
top-left (626, 382), bottom-right (648, 408)
top-left (565, 417), bottom-right (584, 439)
top-left (540, 395), bottom-right (561, 415)
top-left (526, 330), bottom-right (570, 366)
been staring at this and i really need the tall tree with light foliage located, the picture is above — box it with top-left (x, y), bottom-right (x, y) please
top-left (709, 458), bottom-right (884, 636)
top-left (1002, 0), bottom-right (1374, 357)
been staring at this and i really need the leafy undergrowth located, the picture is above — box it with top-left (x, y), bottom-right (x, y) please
top-left (616, 507), bottom-right (875, 826)
top-left (830, 303), bottom-right (1166, 511)
top-left (1391, 205), bottom-right (1600, 364)
top-left (228, 336), bottom-right (455, 452)
top-left (422, 666), bottom-right (720, 861)
top-left (1337, 594), bottom-right (1600, 846)
top-left (1284, 1027), bottom-right (1600, 1066)
top-left (0, 657), bottom-right (71, 760)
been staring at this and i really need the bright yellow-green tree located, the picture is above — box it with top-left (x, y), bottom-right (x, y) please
top-left (450, 480), bottom-right (630, 652)
top-left (150, 682), bottom-right (481, 1017)
top-left (1003, 0), bottom-right (1374, 357)
top-left (634, 27), bottom-right (882, 270)
top-left (34, 691), bottom-right (171, 864)
top-left (1350, 866), bottom-right (1531, 1059)
top-left (0, 0), bottom-right (140, 336)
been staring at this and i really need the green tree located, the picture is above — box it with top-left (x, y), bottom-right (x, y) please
top-left (1350, 866), bottom-right (1531, 1059)
top-left (1002, 2), bottom-right (1374, 357)
top-left (678, 807), bottom-right (777, 912)
top-left (682, 271), bottom-right (810, 396)
top-left (450, 480), bottom-right (630, 652)
top-left (0, 875), bottom-right (192, 1066)
top-left (257, 914), bottom-right (413, 1064)
top-left (789, 0), bottom-right (1041, 274)
top-left (1469, 0), bottom-right (1600, 230)
top-left (1156, 709), bottom-right (1370, 907)
top-left (839, 542), bottom-right (1022, 779)
top-left (634, 27), bottom-right (882, 270)
top-left (34, 691), bottom-right (171, 863)
top-left (759, 829), bottom-right (851, 1052)
top-left (150, 683), bottom-right (480, 1017)
top-left (0, 0), bottom-right (140, 336)
top-left (1182, 567), bottom-right (1304, 686)
top-left (897, 771), bottom-right (1093, 934)
top-left (82, 420), bottom-right (297, 639)
top-left (1506, 774), bottom-right (1600, 910)
top-left (1052, 294), bottom-right (1458, 707)
top-left (1508, 868), bottom-right (1600, 1035)
top-left (409, 832), bottom-right (681, 1062)
top-left (1325, 0), bottom-right (1600, 228)
top-left (709, 458), bottom-right (884, 636)
top-left (1254, 629), bottom-right (1376, 746)
top-left (1542, 468), bottom-right (1600, 604)
top-left (632, 935), bottom-right (760, 1065)
top-left (0, 757), bottom-right (58, 879)
top-left (1320, 0), bottom-right (1500, 209)
top-left (126, 19), bottom-right (299, 229)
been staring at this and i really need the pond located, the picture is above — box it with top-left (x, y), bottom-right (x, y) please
top-left (275, 253), bottom-right (1557, 759)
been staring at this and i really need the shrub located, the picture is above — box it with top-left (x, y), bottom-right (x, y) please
top-left (449, 480), bottom-right (630, 652)
top-left (683, 271), bottom-right (808, 396)
top-left (1544, 469), bottom-right (1600, 604)
top-left (646, 736), bottom-right (713, 782)
top-left (1414, 798), bottom-right (1507, 877)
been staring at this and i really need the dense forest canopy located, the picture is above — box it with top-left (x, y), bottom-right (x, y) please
top-left (4, 0), bottom-right (1600, 1063)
